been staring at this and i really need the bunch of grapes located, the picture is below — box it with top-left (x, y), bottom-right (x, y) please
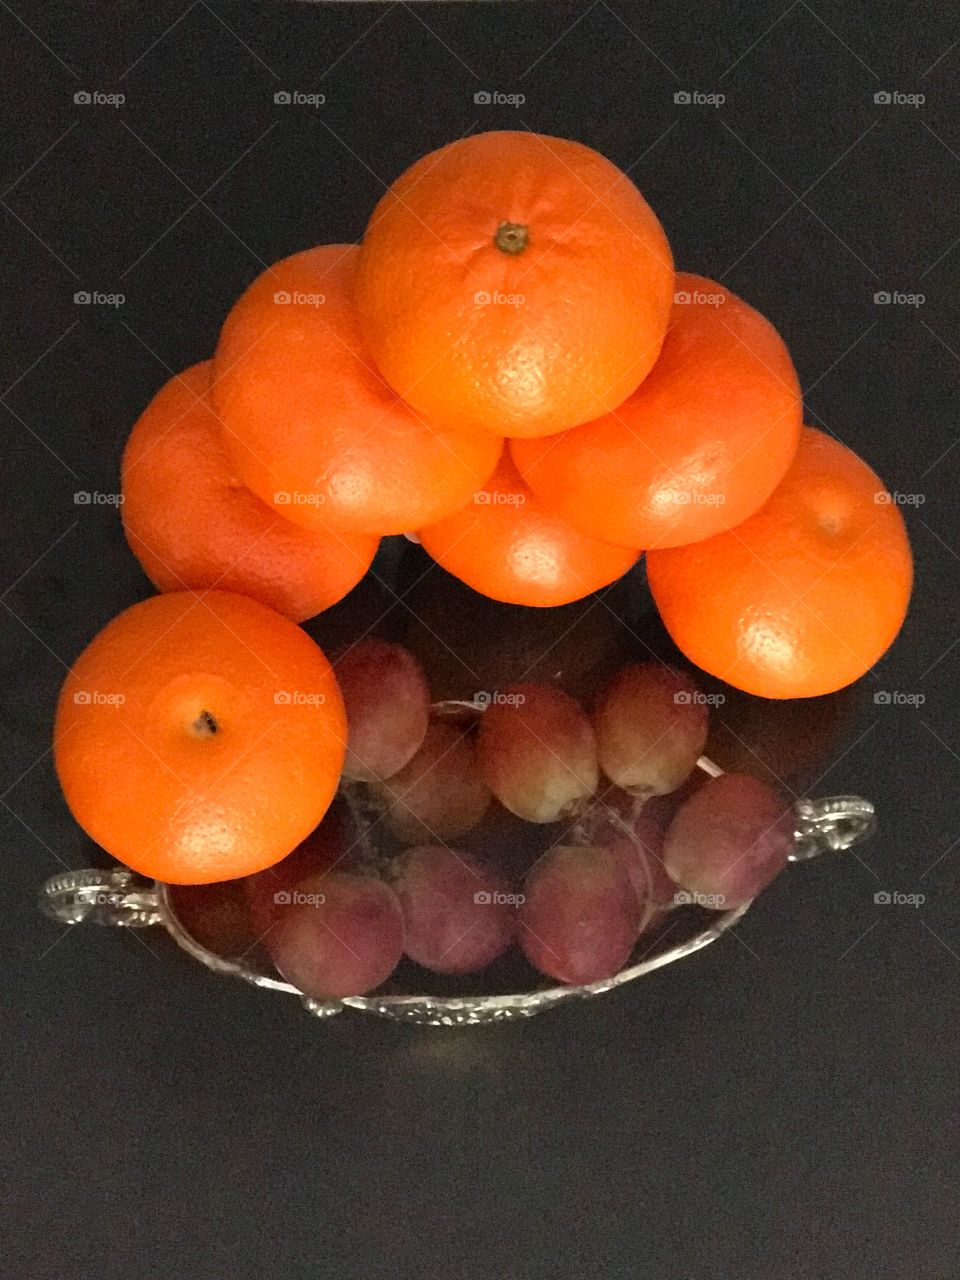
top-left (176, 642), bottom-right (797, 1000)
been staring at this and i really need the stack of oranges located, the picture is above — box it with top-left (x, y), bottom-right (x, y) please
top-left (55, 130), bottom-right (912, 888)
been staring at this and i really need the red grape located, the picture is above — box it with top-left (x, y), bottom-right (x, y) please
top-left (602, 834), bottom-right (655, 929)
top-left (378, 721), bottom-right (491, 843)
top-left (578, 788), bottom-right (681, 916)
top-left (243, 800), bottom-right (355, 938)
top-left (593, 663), bottom-right (709, 797)
top-left (662, 772), bottom-right (794, 908)
top-left (629, 792), bottom-right (685, 908)
top-left (168, 879), bottom-right (255, 957)
top-left (475, 682), bottom-right (600, 823)
top-left (519, 844), bottom-right (641, 985)
top-left (392, 844), bottom-right (517, 974)
top-left (265, 870), bottom-right (404, 998)
top-left (334, 639), bottom-right (430, 782)
top-left (460, 800), bottom-right (555, 884)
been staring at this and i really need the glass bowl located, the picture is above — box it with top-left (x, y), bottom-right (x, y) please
top-left (37, 753), bottom-right (874, 1026)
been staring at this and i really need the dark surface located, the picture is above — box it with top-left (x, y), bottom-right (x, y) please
top-left (2, 3), bottom-right (959, 1277)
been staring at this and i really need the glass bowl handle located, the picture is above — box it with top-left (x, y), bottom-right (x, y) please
top-left (37, 868), bottom-right (163, 927)
top-left (791, 796), bottom-right (875, 861)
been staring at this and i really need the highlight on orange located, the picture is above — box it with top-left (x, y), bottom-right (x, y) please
top-left (355, 130), bottom-right (675, 439)
top-left (647, 427), bottom-right (913, 698)
top-left (54, 591), bottom-right (347, 884)
top-left (211, 244), bottom-right (502, 536)
top-left (121, 362), bottom-right (379, 623)
top-left (416, 451), bottom-right (639, 608)
top-left (512, 273), bottom-right (802, 550)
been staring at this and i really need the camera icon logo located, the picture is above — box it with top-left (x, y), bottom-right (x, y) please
top-left (674, 691), bottom-right (691, 704)
top-left (874, 90), bottom-right (891, 105)
top-left (274, 491), bottom-right (291, 505)
top-left (874, 491), bottom-right (892, 505)
top-left (473, 490), bottom-right (492, 504)
top-left (873, 691), bottom-right (891, 704)
top-left (874, 890), bottom-right (891, 904)
top-left (674, 91), bottom-right (691, 104)
top-left (474, 890), bottom-right (492, 904)
top-left (274, 91), bottom-right (291, 105)
top-left (673, 890), bottom-right (694, 905)
top-left (74, 291), bottom-right (91, 305)
top-left (874, 291), bottom-right (891, 304)
top-left (673, 290), bottom-right (691, 304)
top-left (73, 490), bottom-right (91, 504)
top-left (274, 691), bottom-right (292, 704)
top-left (474, 91), bottom-right (492, 105)
top-left (74, 90), bottom-right (91, 105)
top-left (474, 291), bottom-right (491, 305)
top-left (273, 890), bottom-right (292, 905)
top-left (73, 690), bottom-right (92, 704)
top-left (274, 291), bottom-right (291, 305)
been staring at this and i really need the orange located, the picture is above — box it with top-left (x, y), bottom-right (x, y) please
top-left (354, 130), bottom-right (675, 439)
top-left (417, 451), bottom-right (639, 607)
top-left (54, 591), bottom-right (347, 884)
top-left (511, 272), bottom-right (802, 549)
top-left (211, 244), bottom-right (501, 535)
top-left (121, 362), bottom-right (379, 623)
top-left (647, 427), bottom-right (913, 698)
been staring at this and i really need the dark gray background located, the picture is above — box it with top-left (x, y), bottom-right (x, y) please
top-left (2, 3), bottom-right (958, 1277)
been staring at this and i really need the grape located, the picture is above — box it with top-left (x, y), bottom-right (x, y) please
top-left (392, 844), bottom-right (517, 974)
top-left (378, 721), bottom-right (491, 843)
top-left (598, 833), bottom-right (650, 927)
top-left (475, 682), bottom-right (599, 823)
top-left (265, 870), bottom-right (404, 998)
top-left (579, 787), bottom-right (682, 912)
top-left (243, 800), bottom-right (354, 938)
top-left (519, 844), bottom-right (641, 985)
top-left (593, 663), bottom-right (709, 797)
top-left (460, 800), bottom-right (555, 884)
top-left (629, 792), bottom-right (686, 908)
top-left (662, 772), bottom-right (794, 908)
top-left (400, 564), bottom-right (637, 705)
top-left (334, 639), bottom-right (430, 782)
top-left (168, 879), bottom-right (255, 957)
top-left (704, 684), bottom-right (854, 792)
